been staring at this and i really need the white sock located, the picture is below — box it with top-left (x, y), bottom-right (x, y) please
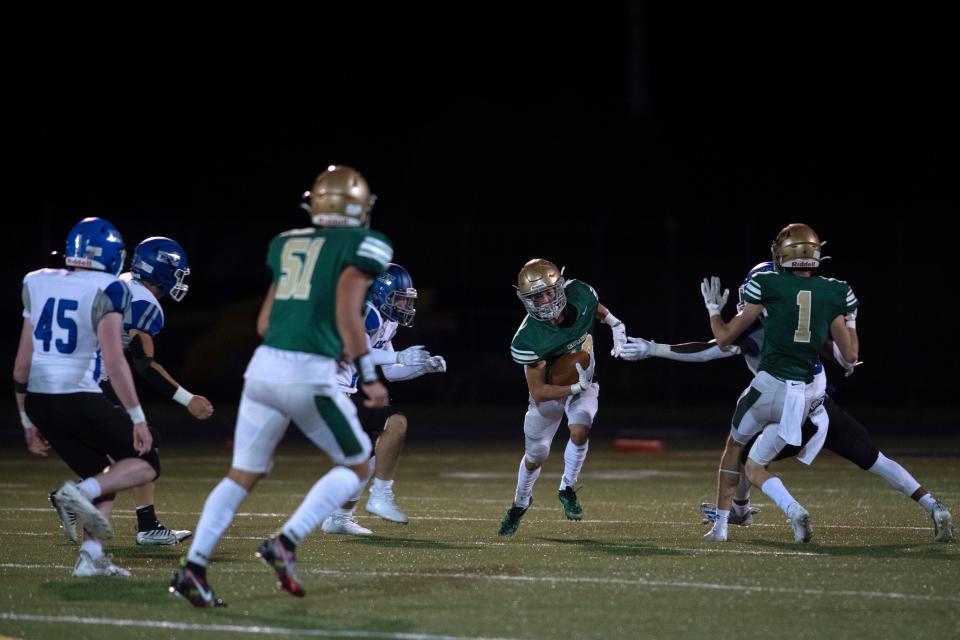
top-left (76, 478), bottom-right (102, 500)
top-left (333, 506), bottom-right (357, 518)
top-left (80, 539), bottom-right (103, 559)
top-left (918, 493), bottom-right (938, 515)
top-left (372, 478), bottom-right (394, 493)
top-left (868, 453), bottom-right (922, 497)
top-left (560, 439), bottom-right (589, 490)
top-left (187, 478), bottom-right (248, 567)
top-left (760, 477), bottom-right (798, 515)
top-left (515, 456), bottom-right (541, 508)
top-left (281, 467), bottom-right (361, 545)
top-left (714, 509), bottom-right (729, 533)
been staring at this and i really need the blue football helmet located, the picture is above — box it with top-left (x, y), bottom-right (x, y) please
top-left (370, 263), bottom-right (417, 327)
top-left (737, 261), bottom-right (777, 313)
top-left (64, 217), bottom-right (126, 276)
top-left (131, 236), bottom-right (191, 301)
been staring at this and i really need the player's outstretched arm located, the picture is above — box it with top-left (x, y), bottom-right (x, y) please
top-left (128, 329), bottom-right (214, 419)
top-left (701, 277), bottom-right (762, 347)
top-left (620, 336), bottom-right (741, 363)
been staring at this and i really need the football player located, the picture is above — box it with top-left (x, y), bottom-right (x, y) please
top-left (322, 262), bottom-right (447, 535)
top-left (498, 259), bottom-right (628, 536)
top-left (17, 217), bottom-right (159, 576)
top-left (621, 262), bottom-right (955, 544)
top-left (48, 236), bottom-right (212, 546)
top-left (171, 165), bottom-right (392, 607)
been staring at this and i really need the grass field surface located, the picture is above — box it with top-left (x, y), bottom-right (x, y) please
top-left (1, 437), bottom-right (957, 639)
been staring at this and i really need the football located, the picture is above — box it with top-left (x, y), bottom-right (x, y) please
top-left (546, 350), bottom-right (591, 386)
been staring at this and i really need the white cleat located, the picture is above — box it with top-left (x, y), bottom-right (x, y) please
top-left (787, 503), bottom-right (812, 543)
top-left (321, 514), bottom-right (373, 536)
top-left (366, 488), bottom-right (409, 524)
top-left (702, 523), bottom-right (728, 542)
top-left (49, 490), bottom-right (78, 543)
top-left (136, 527), bottom-right (192, 545)
top-left (932, 502), bottom-right (956, 543)
top-left (73, 550), bottom-right (131, 577)
top-left (54, 481), bottom-right (112, 540)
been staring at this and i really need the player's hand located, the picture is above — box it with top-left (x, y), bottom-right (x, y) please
top-left (830, 340), bottom-right (862, 377)
top-left (619, 336), bottom-right (653, 361)
top-left (361, 380), bottom-right (390, 408)
top-left (24, 425), bottom-right (50, 456)
top-left (701, 276), bottom-right (729, 317)
top-left (132, 422), bottom-right (153, 455)
top-left (396, 345), bottom-right (430, 366)
top-left (423, 355), bottom-right (447, 373)
top-left (609, 322), bottom-right (627, 357)
top-left (187, 395), bottom-right (215, 420)
top-left (569, 362), bottom-right (590, 396)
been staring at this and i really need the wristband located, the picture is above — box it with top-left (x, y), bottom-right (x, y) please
top-left (845, 319), bottom-right (856, 329)
top-left (127, 405), bottom-right (147, 425)
top-left (14, 380), bottom-right (28, 394)
top-left (173, 386), bottom-right (195, 407)
top-left (20, 410), bottom-right (34, 430)
top-left (355, 353), bottom-right (378, 384)
top-left (602, 313), bottom-right (622, 327)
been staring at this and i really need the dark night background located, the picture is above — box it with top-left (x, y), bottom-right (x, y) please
top-left (2, 5), bottom-right (957, 441)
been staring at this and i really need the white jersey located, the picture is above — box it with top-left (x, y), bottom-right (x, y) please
top-left (336, 303), bottom-right (399, 393)
top-left (21, 268), bottom-right (131, 394)
top-left (98, 273), bottom-right (165, 382)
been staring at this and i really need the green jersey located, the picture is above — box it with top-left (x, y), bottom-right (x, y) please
top-left (741, 270), bottom-right (857, 383)
top-left (510, 279), bottom-right (599, 365)
top-left (263, 226), bottom-right (393, 359)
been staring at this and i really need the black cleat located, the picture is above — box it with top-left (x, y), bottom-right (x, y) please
top-left (256, 536), bottom-right (305, 597)
top-left (169, 557), bottom-right (226, 608)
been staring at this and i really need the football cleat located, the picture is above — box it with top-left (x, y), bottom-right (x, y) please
top-left (53, 480), bottom-right (112, 540)
top-left (73, 550), bottom-right (130, 577)
top-left (49, 489), bottom-right (78, 543)
top-left (169, 557), bottom-right (226, 608)
top-left (136, 526), bottom-right (192, 545)
top-left (366, 486), bottom-right (409, 523)
top-left (498, 499), bottom-right (532, 537)
top-left (932, 502), bottom-right (956, 543)
top-left (321, 514), bottom-right (373, 536)
top-left (558, 486), bottom-right (582, 521)
top-left (787, 503), bottom-right (812, 543)
top-left (256, 536), bottom-right (304, 597)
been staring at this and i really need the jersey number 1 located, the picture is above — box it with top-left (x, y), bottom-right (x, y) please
top-left (794, 290), bottom-right (812, 343)
top-left (276, 238), bottom-right (326, 300)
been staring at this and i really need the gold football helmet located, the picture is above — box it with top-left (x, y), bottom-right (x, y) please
top-left (771, 223), bottom-right (822, 269)
top-left (302, 165), bottom-right (377, 228)
top-left (515, 258), bottom-right (567, 321)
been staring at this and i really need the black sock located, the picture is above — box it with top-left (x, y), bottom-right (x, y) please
top-left (136, 505), bottom-right (161, 531)
top-left (733, 498), bottom-right (750, 506)
top-left (278, 534), bottom-right (297, 552)
top-left (186, 561), bottom-right (206, 578)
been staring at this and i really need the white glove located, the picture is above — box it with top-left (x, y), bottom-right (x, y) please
top-left (845, 307), bottom-right (858, 329)
top-left (396, 345), bottom-right (431, 366)
top-left (700, 276), bottom-right (729, 317)
top-left (610, 322), bottom-right (627, 357)
top-left (423, 355), bottom-right (447, 373)
top-left (569, 362), bottom-right (590, 396)
top-left (619, 336), bottom-right (653, 361)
